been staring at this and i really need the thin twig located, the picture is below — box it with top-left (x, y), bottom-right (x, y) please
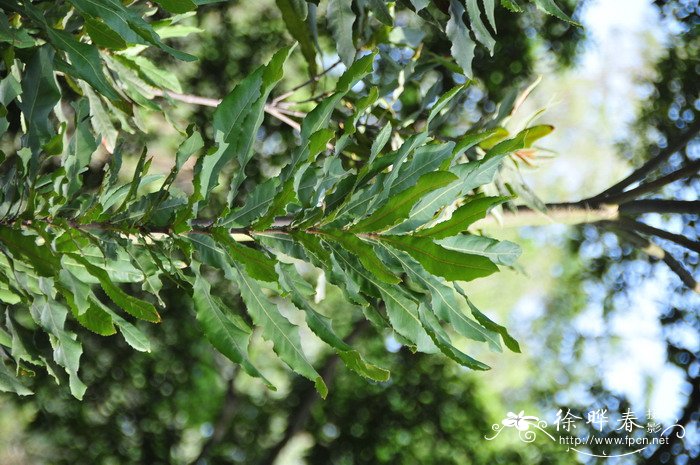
top-left (601, 159), bottom-right (700, 205)
top-left (610, 226), bottom-right (699, 293)
top-left (272, 59), bottom-right (343, 104)
top-left (590, 119), bottom-right (700, 201)
top-left (153, 89), bottom-right (302, 132)
top-left (616, 217), bottom-right (700, 254)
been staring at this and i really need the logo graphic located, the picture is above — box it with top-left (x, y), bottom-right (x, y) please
top-left (485, 408), bottom-right (686, 458)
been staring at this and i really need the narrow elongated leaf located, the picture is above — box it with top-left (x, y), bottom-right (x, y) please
top-left (379, 235), bottom-right (498, 281)
top-left (221, 178), bottom-right (279, 227)
top-left (532, 0), bottom-right (581, 25)
top-left (466, 0), bottom-right (495, 54)
top-left (327, 0), bottom-right (356, 66)
top-left (351, 171), bottom-right (458, 233)
top-left (63, 100), bottom-right (99, 197)
top-left (30, 297), bottom-right (87, 398)
top-left (418, 304), bottom-right (490, 370)
top-left (276, 0), bottom-right (318, 75)
top-left (392, 153), bottom-right (507, 233)
top-left (233, 265), bottom-right (327, 397)
top-left (67, 254), bottom-right (161, 323)
top-left (155, 0), bottom-right (197, 14)
top-left (483, 0), bottom-right (497, 32)
top-left (46, 29), bottom-right (120, 101)
top-left (18, 46), bottom-right (60, 155)
top-left (212, 228), bottom-right (278, 282)
top-left (379, 245), bottom-right (502, 350)
top-left (415, 196), bottom-right (508, 239)
top-left (199, 47), bottom-right (292, 203)
top-left (438, 234), bottom-right (522, 266)
top-left (94, 300), bottom-right (151, 352)
top-left (367, 0), bottom-right (393, 25)
top-left (455, 284), bottom-right (520, 352)
top-left (0, 360), bottom-right (32, 395)
top-left (318, 229), bottom-right (399, 284)
top-left (192, 265), bottom-right (273, 386)
top-left (446, 0), bottom-right (476, 77)
top-left (278, 264), bottom-right (389, 381)
top-left (0, 227), bottom-right (59, 277)
top-left (67, 0), bottom-right (196, 61)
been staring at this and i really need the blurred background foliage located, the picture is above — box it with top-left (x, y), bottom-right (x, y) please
top-left (1, 0), bottom-right (698, 464)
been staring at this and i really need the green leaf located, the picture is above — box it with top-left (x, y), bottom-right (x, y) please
top-left (81, 83), bottom-right (118, 153)
top-left (30, 297), bottom-right (87, 399)
top-left (379, 235), bottom-right (498, 281)
top-left (327, 0), bottom-right (356, 66)
top-left (319, 229), bottom-right (399, 284)
top-left (17, 46), bottom-right (60, 156)
top-left (446, 0), bottom-right (476, 77)
top-left (129, 56), bottom-right (182, 93)
top-left (351, 171), bottom-right (458, 233)
top-left (0, 360), bottom-right (32, 396)
top-left (428, 85), bottom-right (465, 124)
top-left (74, 302), bottom-right (116, 336)
top-left (201, 46), bottom-right (292, 203)
top-left (192, 264), bottom-right (273, 386)
top-left (278, 264), bottom-right (389, 381)
top-left (67, 254), bottom-right (161, 323)
top-left (379, 245), bottom-right (502, 350)
top-left (520, 124), bottom-right (554, 147)
top-left (0, 227), bottom-right (59, 277)
top-left (97, 302), bottom-right (151, 352)
top-left (437, 234), bottom-right (522, 266)
top-left (211, 228), bottom-right (278, 282)
top-left (456, 284), bottom-right (521, 352)
top-left (63, 99), bottom-right (99, 197)
top-left (391, 153), bottom-right (507, 233)
top-left (276, 0), bottom-right (318, 76)
top-left (466, 0), bottom-right (496, 54)
top-left (415, 196), bottom-right (508, 239)
top-left (155, 0), bottom-right (197, 14)
top-left (221, 178), bottom-right (279, 227)
top-left (232, 265), bottom-right (327, 397)
top-left (418, 304), bottom-right (490, 370)
top-left (46, 29), bottom-right (120, 101)
top-left (67, 0), bottom-right (196, 61)
top-left (532, 0), bottom-right (581, 26)
top-left (483, 0), bottom-right (497, 32)
top-left (367, 0), bottom-right (393, 26)
top-left (455, 127), bottom-right (508, 154)
top-left (379, 283), bottom-right (437, 353)
top-left (500, 0), bottom-right (522, 12)
top-left (18, 46), bottom-right (61, 158)
top-left (84, 17), bottom-right (127, 50)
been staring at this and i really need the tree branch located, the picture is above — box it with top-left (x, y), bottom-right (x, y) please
top-left (153, 89), bottom-right (302, 132)
top-left (471, 202), bottom-right (619, 229)
top-left (589, 118), bottom-right (700, 201)
top-left (610, 226), bottom-right (699, 293)
top-left (618, 200), bottom-right (700, 215)
top-left (600, 159), bottom-right (700, 205)
top-left (193, 368), bottom-right (239, 464)
top-left (615, 217), bottom-right (700, 254)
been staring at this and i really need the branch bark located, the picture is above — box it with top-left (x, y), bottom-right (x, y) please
top-left (589, 118), bottom-right (700, 201)
top-left (601, 159), bottom-right (700, 205)
top-left (616, 217), bottom-right (700, 254)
